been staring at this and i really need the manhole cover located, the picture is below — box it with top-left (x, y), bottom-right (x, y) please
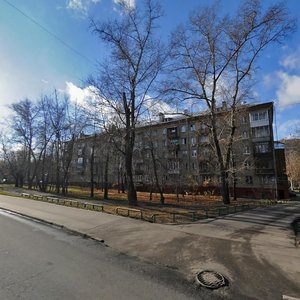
top-left (196, 270), bottom-right (228, 289)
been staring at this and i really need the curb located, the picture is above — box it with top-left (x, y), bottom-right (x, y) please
top-left (0, 206), bottom-right (107, 246)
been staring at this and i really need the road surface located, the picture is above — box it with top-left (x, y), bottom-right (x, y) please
top-left (0, 194), bottom-right (300, 299)
top-left (0, 210), bottom-right (200, 300)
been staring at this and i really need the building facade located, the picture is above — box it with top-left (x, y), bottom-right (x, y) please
top-left (69, 102), bottom-right (289, 199)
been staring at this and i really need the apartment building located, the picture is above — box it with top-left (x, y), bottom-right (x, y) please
top-left (69, 101), bottom-right (289, 199)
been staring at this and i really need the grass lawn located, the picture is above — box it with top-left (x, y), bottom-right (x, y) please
top-left (0, 184), bottom-right (280, 224)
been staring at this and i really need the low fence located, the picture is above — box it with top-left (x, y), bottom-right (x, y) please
top-left (20, 192), bottom-right (287, 224)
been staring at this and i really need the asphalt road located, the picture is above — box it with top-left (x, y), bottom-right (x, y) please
top-left (0, 211), bottom-right (200, 300)
top-left (1, 194), bottom-right (300, 299)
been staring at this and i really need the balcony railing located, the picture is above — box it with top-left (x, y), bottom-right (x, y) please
top-left (254, 168), bottom-right (274, 175)
top-left (167, 132), bottom-right (179, 139)
top-left (167, 169), bottom-right (180, 174)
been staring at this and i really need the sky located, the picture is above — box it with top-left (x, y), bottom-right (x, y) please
top-left (0, 0), bottom-right (300, 139)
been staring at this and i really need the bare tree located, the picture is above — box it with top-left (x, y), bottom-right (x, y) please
top-left (45, 91), bottom-right (88, 195)
top-left (0, 131), bottom-right (27, 187)
top-left (166, 0), bottom-right (296, 204)
top-left (34, 96), bottom-right (55, 191)
top-left (10, 99), bottom-right (39, 189)
top-left (88, 0), bottom-right (165, 206)
top-left (284, 139), bottom-right (300, 190)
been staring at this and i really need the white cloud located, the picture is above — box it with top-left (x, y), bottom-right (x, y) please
top-left (65, 82), bottom-right (120, 125)
top-left (276, 72), bottom-right (300, 108)
top-left (113, 0), bottom-right (135, 9)
top-left (277, 119), bottom-right (300, 139)
top-left (66, 0), bottom-right (100, 16)
top-left (65, 81), bottom-right (95, 105)
top-left (142, 96), bottom-right (174, 120)
top-left (280, 47), bottom-right (300, 71)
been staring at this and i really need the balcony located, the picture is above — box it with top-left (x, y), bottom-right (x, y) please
top-left (251, 135), bottom-right (271, 143)
top-left (253, 142), bottom-right (272, 157)
top-left (168, 169), bottom-right (180, 175)
top-left (255, 168), bottom-right (274, 175)
top-left (134, 169), bottom-right (144, 176)
top-left (199, 127), bottom-right (210, 135)
top-left (197, 155), bottom-right (210, 161)
top-left (167, 143), bottom-right (180, 151)
top-left (167, 127), bottom-right (179, 139)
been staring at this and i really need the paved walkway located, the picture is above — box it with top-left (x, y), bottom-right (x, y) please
top-left (0, 195), bottom-right (300, 300)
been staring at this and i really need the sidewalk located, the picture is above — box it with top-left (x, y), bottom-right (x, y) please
top-left (0, 194), bottom-right (300, 300)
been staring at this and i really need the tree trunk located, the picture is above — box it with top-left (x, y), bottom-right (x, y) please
top-left (90, 144), bottom-right (95, 198)
top-left (124, 135), bottom-right (137, 205)
top-left (103, 151), bottom-right (109, 200)
top-left (125, 152), bottom-right (137, 206)
top-left (27, 154), bottom-right (32, 190)
top-left (220, 170), bottom-right (230, 204)
top-left (150, 148), bottom-right (164, 204)
top-left (121, 170), bottom-right (125, 193)
top-left (232, 176), bottom-right (237, 201)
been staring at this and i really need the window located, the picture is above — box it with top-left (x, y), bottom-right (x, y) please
top-left (259, 175), bottom-right (274, 184)
top-left (77, 157), bottom-right (83, 164)
top-left (199, 162), bottom-right (209, 172)
top-left (200, 136), bottom-right (209, 143)
top-left (181, 138), bottom-right (187, 145)
top-left (135, 175), bottom-right (143, 182)
top-left (182, 150), bottom-right (188, 156)
top-left (192, 162), bottom-right (196, 170)
top-left (252, 126), bottom-right (270, 138)
top-left (191, 137), bottom-right (197, 146)
top-left (244, 146), bottom-right (250, 154)
top-left (202, 148), bottom-right (210, 158)
top-left (245, 176), bottom-right (253, 184)
top-left (164, 140), bottom-right (168, 146)
top-left (256, 160), bottom-right (272, 169)
top-left (244, 161), bottom-right (251, 169)
top-left (77, 148), bottom-right (83, 155)
top-left (241, 116), bottom-right (248, 124)
top-left (170, 139), bottom-right (179, 145)
top-left (242, 131), bottom-right (249, 139)
top-left (190, 124), bottom-right (196, 131)
top-left (168, 161), bottom-right (179, 171)
top-left (162, 128), bottom-right (167, 135)
top-left (191, 149), bottom-right (197, 157)
top-left (251, 111), bottom-right (267, 121)
top-left (255, 142), bottom-right (270, 153)
top-left (181, 125), bottom-right (186, 133)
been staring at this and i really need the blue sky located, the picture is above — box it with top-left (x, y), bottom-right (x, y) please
top-left (0, 0), bottom-right (300, 139)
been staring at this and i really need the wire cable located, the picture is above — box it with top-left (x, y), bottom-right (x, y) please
top-left (2, 0), bottom-right (94, 65)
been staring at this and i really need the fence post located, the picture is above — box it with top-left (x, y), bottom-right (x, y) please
top-left (152, 214), bottom-right (156, 223)
top-left (192, 212), bottom-right (197, 222)
top-left (172, 213), bottom-right (176, 223)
